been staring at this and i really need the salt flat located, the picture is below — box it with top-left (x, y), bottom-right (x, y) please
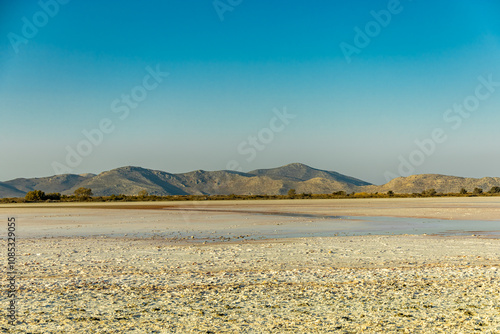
top-left (1, 198), bottom-right (500, 333)
top-left (1, 197), bottom-right (500, 239)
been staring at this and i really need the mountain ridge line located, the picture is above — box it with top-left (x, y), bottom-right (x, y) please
top-left (2, 163), bottom-right (500, 198)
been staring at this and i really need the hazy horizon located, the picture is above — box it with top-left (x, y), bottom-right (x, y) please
top-left (2, 1), bottom-right (499, 184)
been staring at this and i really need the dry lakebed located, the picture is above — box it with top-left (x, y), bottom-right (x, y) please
top-left (1, 197), bottom-right (500, 333)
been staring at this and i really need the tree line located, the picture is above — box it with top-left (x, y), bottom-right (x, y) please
top-left (0, 186), bottom-right (498, 203)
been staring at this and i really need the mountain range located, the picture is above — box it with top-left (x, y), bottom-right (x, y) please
top-left (1, 163), bottom-right (500, 198)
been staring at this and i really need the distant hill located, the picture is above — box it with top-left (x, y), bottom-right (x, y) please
top-left (173, 169), bottom-right (284, 195)
top-left (2, 164), bottom-right (500, 198)
top-left (363, 174), bottom-right (500, 194)
top-left (0, 182), bottom-right (26, 198)
top-left (248, 163), bottom-right (370, 186)
top-left (4, 174), bottom-right (94, 194)
top-left (66, 166), bottom-right (188, 196)
top-left (0, 163), bottom-right (370, 197)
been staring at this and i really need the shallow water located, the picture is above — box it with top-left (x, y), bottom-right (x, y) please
top-left (340, 216), bottom-right (500, 237)
top-left (199, 215), bottom-right (500, 240)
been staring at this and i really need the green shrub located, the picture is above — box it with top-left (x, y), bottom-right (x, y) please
top-left (25, 190), bottom-right (46, 202)
top-left (473, 187), bottom-right (483, 195)
top-left (488, 186), bottom-right (500, 194)
top-left (45, 193), bottom-right (61, 200)
top-left (74, 187), bottom-right (93, 200)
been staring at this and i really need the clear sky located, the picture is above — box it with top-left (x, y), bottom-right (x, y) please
top-left (1, 0), bottom-right (499, 184)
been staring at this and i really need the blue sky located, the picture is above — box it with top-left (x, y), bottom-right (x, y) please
top-left (1, 0), bottom-right (500, 184)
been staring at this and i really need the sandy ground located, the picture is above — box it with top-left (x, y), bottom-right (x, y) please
top-left (1, 198), bottom-right (500, 333)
